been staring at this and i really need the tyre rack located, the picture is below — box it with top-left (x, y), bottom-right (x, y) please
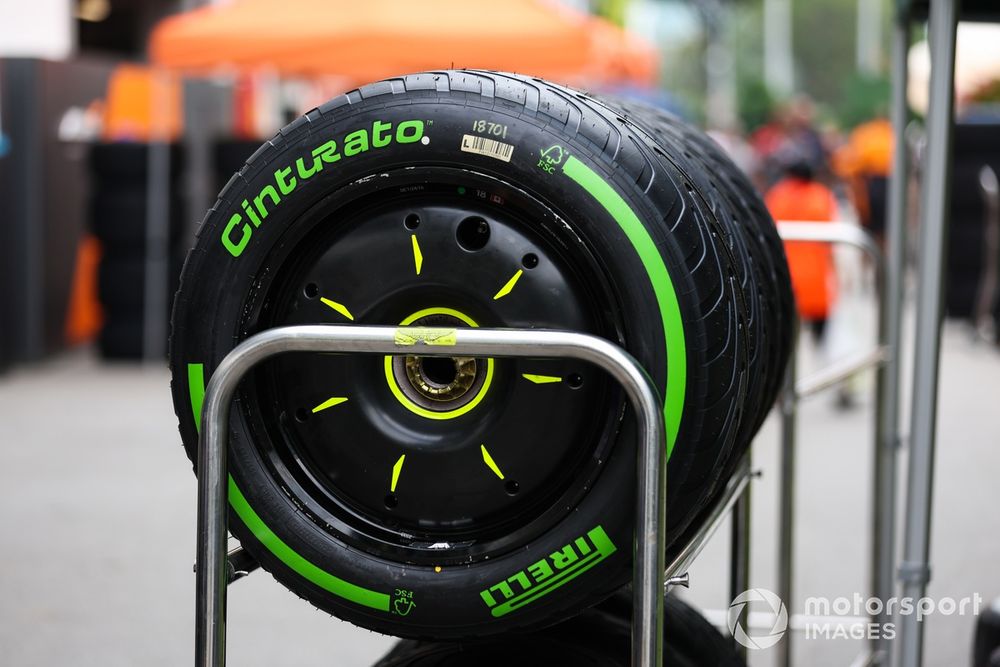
top-left (190, 0), bottom-right (968, 662)
top-left (194, 326), bottom-right (670, 667)
top-left (189, 219), bottom-right (882, 667)
top-left (772, 221), bottom-right (890, 667)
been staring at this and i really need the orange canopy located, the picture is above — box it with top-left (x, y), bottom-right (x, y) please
top-left (149, 0), bottom-right (656, 87)
top-left (101, 64), bottom-right (183, 141)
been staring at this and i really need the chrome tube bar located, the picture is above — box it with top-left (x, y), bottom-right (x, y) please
top-left (796, 346), bottom-right (888, 399)
top-left (195, 325), bottom-right (666, 667)
top-left (774, 221), bottom-right (891, 667)
top-left (898, 0), bottom-right (959, 663)
top-left (665, 453), bottom-right (753, 584)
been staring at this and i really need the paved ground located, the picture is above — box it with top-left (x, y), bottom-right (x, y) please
top-left (1, 297), bottom-right (998, 666)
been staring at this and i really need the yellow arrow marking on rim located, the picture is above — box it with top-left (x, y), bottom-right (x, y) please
top-left (480, 445), bottom-right (505, 480)
top-left (390, 454), bottom-right (406, 493)
top-left (522, 373), bottom-right (562, 384)
top-left (320, 297), bottom-right (355, 321)
top-left (411, 235), bottom-right (423, 275)
top-left (311, 396), bottom-right (348, 413)
top-left (492, 269), bottom-right (523, 300)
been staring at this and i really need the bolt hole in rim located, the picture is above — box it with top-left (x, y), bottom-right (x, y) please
top-left (240, 167), bottom-right (624, 564)
top-left (455, 216), bottom-right (491, 251)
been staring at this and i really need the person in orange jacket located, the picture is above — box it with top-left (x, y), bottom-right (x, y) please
top-left (766, 159), bottom-right (839, 339)
top-left (833, 116), bottom-right (893, 245)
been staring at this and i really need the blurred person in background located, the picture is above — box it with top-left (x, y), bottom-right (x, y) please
top-left (749, 104), bottom-right (790, 187)
top-left (784, 96), bottom-right (829, 180)
top-left (765, 151), bottom-right (860, 408)
top-left (834, 113), bottom-right (893, 247)
top-left (752, 95), bottom-right (831, 189)
top-left (707, 124), bottom-right (760, 177)
top-left (765, 153), bottom-right (839, 342)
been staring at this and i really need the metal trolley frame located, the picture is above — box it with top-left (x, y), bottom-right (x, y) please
top-left (189, 0), bottom-right (966, 664)
top-left (189, 219), bottom-right (890, 667)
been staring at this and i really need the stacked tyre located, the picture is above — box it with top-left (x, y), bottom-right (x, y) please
top-left (88, 142), bottom-right (185, 359)
top-left (169, 71), bottom-right (793, 642)
top-left (213, 139), bottom-right (263, 195)
top-left (945, 123), bottom-right (1000, 323)
top-left (375, 591), bottom-right (745, 666)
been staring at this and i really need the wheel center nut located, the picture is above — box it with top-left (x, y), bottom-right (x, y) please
top-left (404, 355), bottom-right (477, 401)
top-left (386, 308), bottom-right (493, 417)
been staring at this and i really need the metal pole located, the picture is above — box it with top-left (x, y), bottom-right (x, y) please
top-left (764, 0), bottom-right (794, 96)
top-left (777, 221), bottom-right (885, 263)
top-left (143, 69), bottom-right (171, 362)
top-left (873, 6), bottom-right (911, 664)
top-left (730, 473), bottom-right (751, 661)
top-left (856, 0), bottom-right (882, 75)
top-left (776, 321), bottom-right (798, 667)
top-left (195, 326), bottom-right (667, 667)
top-left (796, 346), bottom-right (888, 398)
top-left (898, 0), bottom-right (958, 664)
top-left (973, 166), bottom-right (999, 340)
top-left (665, 454), bottom-right (752, 581)
top-left (702, 0), bottom-right (738, 130)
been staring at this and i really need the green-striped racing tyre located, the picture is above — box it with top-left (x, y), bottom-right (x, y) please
top-left (169, 70), bottom-right (790, 638)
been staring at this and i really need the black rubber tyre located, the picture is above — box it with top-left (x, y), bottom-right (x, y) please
top-left (601, 97), bottom-right (793, 434)
top-left (597, 97), bottom-right (793, 494)
top-left (974, 599), bottom-right (1000, 667)
top-left (97, 255), bottom-right (183, 311)
top-left (213, 139), bottom-right (265, 193)
top-left (373, 592), bottom-right (746, 666)
top-left (90, 189), bottom-right (185, 250)
top-left (169, 70), bottom-right (765, 639)
top-left (98, 314), bottom-right (145, 359)
top-left (88, 142), bottom-right (184, 184)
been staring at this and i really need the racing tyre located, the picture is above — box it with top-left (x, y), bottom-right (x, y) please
top-left (97, 255), bottom-right (183, 311)
top-left (169, 70), bottom-right (786, 639)
top-left (373, 592), bottom-right (746, 666)
top-left (90, 189), bottom-right (186, 250)
top-left (99, 314), bottom-right (145, 359)
top-left (88, 142), bottom-right (184, 184)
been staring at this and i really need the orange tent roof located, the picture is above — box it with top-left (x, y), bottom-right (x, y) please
top-left (149, 0), bottom-right (656, 86)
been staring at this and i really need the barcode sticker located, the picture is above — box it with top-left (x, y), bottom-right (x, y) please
top-left (461, 134), bottom-right (514, 162)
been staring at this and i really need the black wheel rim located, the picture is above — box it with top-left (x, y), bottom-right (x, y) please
top-left (240, 167), bottom-right (626, 565)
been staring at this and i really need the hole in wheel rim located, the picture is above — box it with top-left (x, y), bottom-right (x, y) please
top-left (456, 217), bottom-right (490, 251)
top-left (419, 356), bottom-right (458, 386)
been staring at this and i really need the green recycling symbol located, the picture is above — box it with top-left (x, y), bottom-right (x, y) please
top-left (537, 145), bottom-right (567, 174)
top-left (392, 589), bottom-right (416, 616)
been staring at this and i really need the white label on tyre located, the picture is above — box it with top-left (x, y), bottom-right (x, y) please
top-left (461, 134), bottom-right (514, 162)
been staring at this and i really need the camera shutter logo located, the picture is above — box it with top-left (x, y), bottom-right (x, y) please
top-left (728, 588), bottom-right (788, 649)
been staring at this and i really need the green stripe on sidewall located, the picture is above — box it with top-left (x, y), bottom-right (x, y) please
top-left (188, 363), bottom-right (205, 432)
top-left (186, 363), bottom-right (391, 612)
top-left (561, 156), bottom-right (687, 457)
top-left (226, 477), bottom-right (390, 611)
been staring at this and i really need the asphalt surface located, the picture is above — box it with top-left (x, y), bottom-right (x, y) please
top-left (1, 299), bottom-right (998, 666)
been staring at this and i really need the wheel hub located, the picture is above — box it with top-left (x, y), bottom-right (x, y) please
top-left (384, 308), bottom-right (494, 420)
